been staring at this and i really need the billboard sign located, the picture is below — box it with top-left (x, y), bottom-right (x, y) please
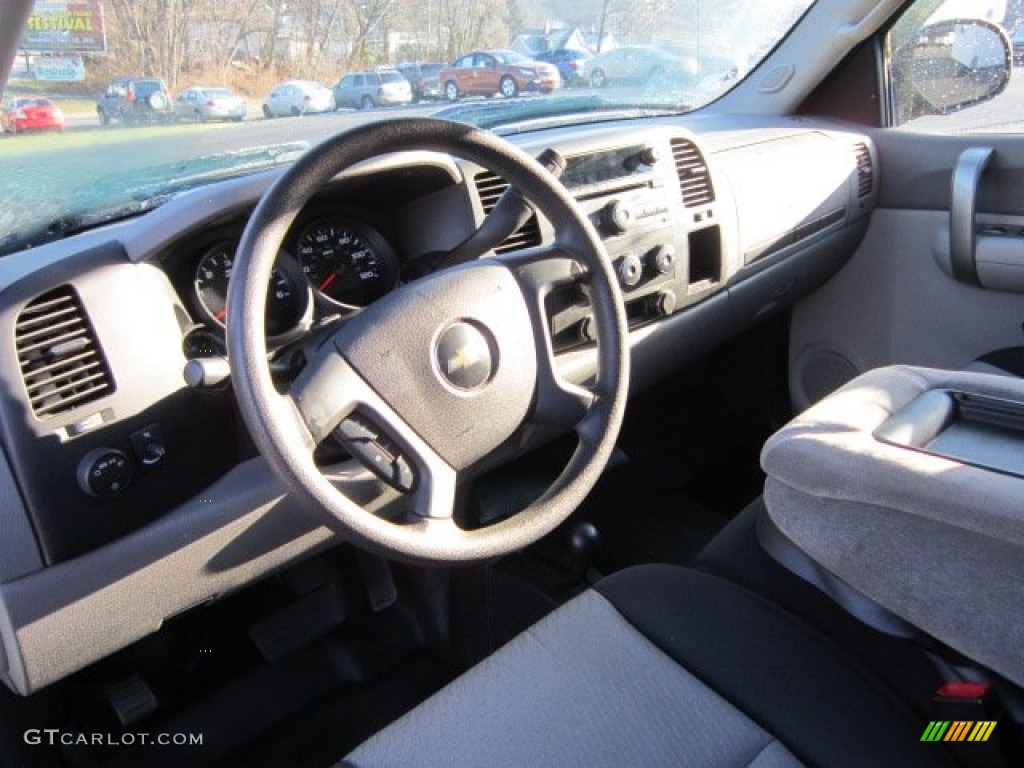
top-left (35, 57), bottom-right (86, 81)
top-left (22, 2), bottom-right (107, 53)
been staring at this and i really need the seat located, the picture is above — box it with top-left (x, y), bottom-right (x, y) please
top-left (342, 565), bottom-right (952, 768)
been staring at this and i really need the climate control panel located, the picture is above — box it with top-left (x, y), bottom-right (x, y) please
top-left (546, 136), bottom-right (723, 353)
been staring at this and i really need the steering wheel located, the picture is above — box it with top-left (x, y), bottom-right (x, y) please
top-left (228, 118), bottom-right (628, 562)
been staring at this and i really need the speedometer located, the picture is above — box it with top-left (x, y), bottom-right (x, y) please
top-left (193, 243), bottom-right (311, 340)
top-left (296, 219), bottom-right (398, 308)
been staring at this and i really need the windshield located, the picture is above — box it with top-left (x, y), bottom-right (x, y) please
top-left (0, 0), bottom-right (815, 256)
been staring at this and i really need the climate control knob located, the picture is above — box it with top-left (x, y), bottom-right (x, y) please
top-left (650, 244), bottom-right (676, 275)
top-left (650, 289), bottom-right (677, 317)
top-left (617, 253), bottom-right (643, 288)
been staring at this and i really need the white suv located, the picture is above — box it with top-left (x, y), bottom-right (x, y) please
top-left (332, 69), bottom-right (412, 110)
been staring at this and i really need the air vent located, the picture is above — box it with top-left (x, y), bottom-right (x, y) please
top-left (16, 286), bottom-right (114, 419)
top-left (853, 142), bottom-right (873, 197)
top-left (671, 138), bottom-right (715, 207)
top-left (473, 171), bottom-right (542, 253)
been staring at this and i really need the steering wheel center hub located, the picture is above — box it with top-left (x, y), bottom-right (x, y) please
top-left (434, 321), bottom-right (494, 392)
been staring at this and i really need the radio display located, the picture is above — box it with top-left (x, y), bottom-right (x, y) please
top-left (562, 145), bottom-right (646, 189)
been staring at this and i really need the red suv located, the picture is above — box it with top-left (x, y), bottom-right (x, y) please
top-left (439, 50), bottom-right (560, 101)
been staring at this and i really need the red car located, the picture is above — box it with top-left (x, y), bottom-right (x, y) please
top-left (439, 50), bottom-right (560, 101)
top-left (1, 97), bottom-right (65, 134)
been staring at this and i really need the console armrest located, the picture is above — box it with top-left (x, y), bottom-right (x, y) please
top-left (762, 365), bottom-right (1024, 687)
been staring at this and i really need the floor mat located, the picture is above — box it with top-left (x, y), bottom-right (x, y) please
top-left (566, 462), bottom-right (730, 572)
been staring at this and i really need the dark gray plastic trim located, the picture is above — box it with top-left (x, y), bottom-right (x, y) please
top-left (120, 151), bottom-right (464, 264)
top-left (0, 458), bottom-right (395, 695)
top-left (0, 447), bottom-right (42, 583)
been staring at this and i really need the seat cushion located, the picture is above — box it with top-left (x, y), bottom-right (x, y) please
top-left (343, 566), bottom-right (951, 768)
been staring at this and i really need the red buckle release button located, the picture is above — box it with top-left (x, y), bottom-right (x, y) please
top-left (936, 681), bottom-right (991, 700)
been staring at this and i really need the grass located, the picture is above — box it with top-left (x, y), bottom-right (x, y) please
top-left (52, 98), bottom-right (97, 114)
top-left (0, 119), bottom-right (238, 156)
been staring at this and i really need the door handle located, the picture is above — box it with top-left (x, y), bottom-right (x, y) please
top-left (949, 146), bottom-right (994, 285)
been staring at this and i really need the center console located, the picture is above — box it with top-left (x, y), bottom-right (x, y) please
top-left (760, 365), bottom-right (1024, 689)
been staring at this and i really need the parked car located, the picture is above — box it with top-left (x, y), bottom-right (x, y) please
top-left (96, 77), bottom-right (174, 125)
top-left (173, 86), bottom-right (246, 122)
top-left (439, 50), bottom-right (560, 100)
top-left (332, 69), bottom-right (412, 110)
top-left (261, 80), bottom-right (335, 117)
top-left (588, 44), bottom-right (697, 90)
top-left (535, 48), bottom-right (593, 87)
top-left (395, 61), bottom-right (445, 101)
top-left (0, 96), bottom-right (64, 133)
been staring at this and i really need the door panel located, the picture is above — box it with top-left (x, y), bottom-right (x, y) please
top-left (789, 133), bottom-right (1024, 410)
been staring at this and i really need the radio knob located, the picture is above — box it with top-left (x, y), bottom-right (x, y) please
top-left (639, 144), bottom-right (660, 166)
top-left (617, 253), bottom-right (643, 288)
top-left (650, 244), bottom-right (676, 275)
top-left (603, 200), bottom-right (634, 234)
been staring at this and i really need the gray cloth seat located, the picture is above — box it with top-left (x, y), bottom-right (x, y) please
top-left (343, 565), bottom-right (952, 768)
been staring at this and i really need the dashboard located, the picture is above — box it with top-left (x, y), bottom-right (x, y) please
top-left (0, 115), bottom-right (876, 695)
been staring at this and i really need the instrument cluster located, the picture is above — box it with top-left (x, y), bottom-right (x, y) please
top-left (182, 211), bottom-right (402, 351)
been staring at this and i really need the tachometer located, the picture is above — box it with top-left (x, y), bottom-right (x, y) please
top-left (193, 243), bottom-right (311, 339)
top-left (296, 219), bottom-right (398, 307)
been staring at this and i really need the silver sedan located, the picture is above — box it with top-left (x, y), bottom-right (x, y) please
top-left (173, 87), bottom-right (247, 122)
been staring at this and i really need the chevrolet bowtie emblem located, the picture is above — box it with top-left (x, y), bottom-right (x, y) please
top-left (436, 322), bottom-right (493, 391)
top-left (446, 343), bottom-right (483, 375)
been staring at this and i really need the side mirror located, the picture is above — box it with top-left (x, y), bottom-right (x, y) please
top-left (905, 19), bottom-right (1011, 114)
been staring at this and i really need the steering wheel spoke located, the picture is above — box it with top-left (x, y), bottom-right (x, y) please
top-left (289, 350), bottom-right (362, 444)
top-left (499, 246), bottom-right (596, 428)
top-left (409, 458), bottom-right (458, 520)
top-left (498, 244), bottom-right (580, 292)
top-left (290, 345), bottom-right (459, 507)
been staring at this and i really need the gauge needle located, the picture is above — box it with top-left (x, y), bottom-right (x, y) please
top-left (319, 273), bottom-right (337, 292)
top-left (215, 309), bottom-right (227, 321)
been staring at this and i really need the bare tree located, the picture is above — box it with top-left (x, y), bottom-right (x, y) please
top-left (107, 0), bottom-right (191, 85)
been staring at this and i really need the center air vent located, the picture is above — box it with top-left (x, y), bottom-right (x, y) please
top-left (853, 142), bottom-right (874, 198)
top-left (671, 138), bottom-right (715, 207)
top-left (473, 171), bottom-right (542, 253)
top-left (16, 286), bottom-right (114, 419)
